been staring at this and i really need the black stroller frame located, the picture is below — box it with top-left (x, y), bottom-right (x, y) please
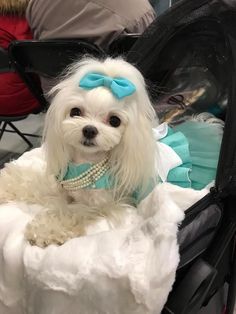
top-left (127, 0), bottom-right (236, 313)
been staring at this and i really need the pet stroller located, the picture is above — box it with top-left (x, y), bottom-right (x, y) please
top-left (126, 0), bottom-right (236, 313)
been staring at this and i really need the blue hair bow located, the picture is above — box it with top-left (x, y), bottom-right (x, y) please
top-left (79, 72), bottom-right (136, 99)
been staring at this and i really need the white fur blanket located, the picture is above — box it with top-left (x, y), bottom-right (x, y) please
top-left (0, 148), bottom-right (209, 314)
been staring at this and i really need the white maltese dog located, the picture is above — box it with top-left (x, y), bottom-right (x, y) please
top-left (0, 57), bottom-right (158, 247)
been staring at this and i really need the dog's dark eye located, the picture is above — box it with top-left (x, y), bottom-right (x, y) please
top-left (70, 107), bottom-right (82, 117)
top-left (109, 115), bottom-right (121, 128)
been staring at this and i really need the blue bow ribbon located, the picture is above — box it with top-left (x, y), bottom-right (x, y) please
top-left (79, 72), bottom-right (136, 99)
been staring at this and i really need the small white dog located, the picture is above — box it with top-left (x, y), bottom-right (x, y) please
top-left (0, 57), bottom-right (158, 247)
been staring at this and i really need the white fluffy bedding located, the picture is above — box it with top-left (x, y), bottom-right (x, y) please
top-left (0, 148), bottom-right (209, 314)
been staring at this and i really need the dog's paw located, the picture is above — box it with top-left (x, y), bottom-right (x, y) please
top-left (25, 225), bottom-right (65, 248)
top-left (25, 220), bottom-right (66, 248)
top-left (24, 209), bottom-right (85, 248)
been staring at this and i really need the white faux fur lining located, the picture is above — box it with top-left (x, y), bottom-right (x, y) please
top-left (0, 148), bottom-right (209, 314)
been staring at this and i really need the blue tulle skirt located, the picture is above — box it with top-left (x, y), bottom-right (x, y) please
top-left (160, 120), bottom-right (223, 190)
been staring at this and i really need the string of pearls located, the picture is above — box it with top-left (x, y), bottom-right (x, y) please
top-left (61, 157), bottom-right (109, 191)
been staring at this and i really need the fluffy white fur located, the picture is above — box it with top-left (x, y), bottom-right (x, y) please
top-left (0, 57), bottom-right (158, 247)
top-left (45, 58), bottom-right (157, 195)
top-left (0, 173), bottom-right (207, 314)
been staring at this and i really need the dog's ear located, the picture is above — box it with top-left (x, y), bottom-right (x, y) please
top-left (109, 98), bottom-right (157, 198)
top-left (43, 102), bottom-right (70, 178)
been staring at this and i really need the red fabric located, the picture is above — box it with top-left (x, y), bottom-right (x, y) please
top-left (0, 16), bottom-right (40, 116)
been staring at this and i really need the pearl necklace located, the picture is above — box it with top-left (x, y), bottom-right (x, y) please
top-left (61, 157), bottom-right (109, 191)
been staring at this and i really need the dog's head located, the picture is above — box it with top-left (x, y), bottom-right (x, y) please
top-left (44, 58), bottom-right (157, 197)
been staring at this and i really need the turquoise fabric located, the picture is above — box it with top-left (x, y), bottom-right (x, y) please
top-left (173, 121), bottom-right (222, 190)
top-left (79, 72), bottom-right (136, 99)
top-left (160, 127), bottom-right (192, 188)
top-left (63, 162), bottom-right (112, 190)
top-left (62, 162), bottom-right (153, 205)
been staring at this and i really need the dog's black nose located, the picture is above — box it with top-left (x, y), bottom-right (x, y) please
top-left (82, 125), bottom-right (98, 139)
